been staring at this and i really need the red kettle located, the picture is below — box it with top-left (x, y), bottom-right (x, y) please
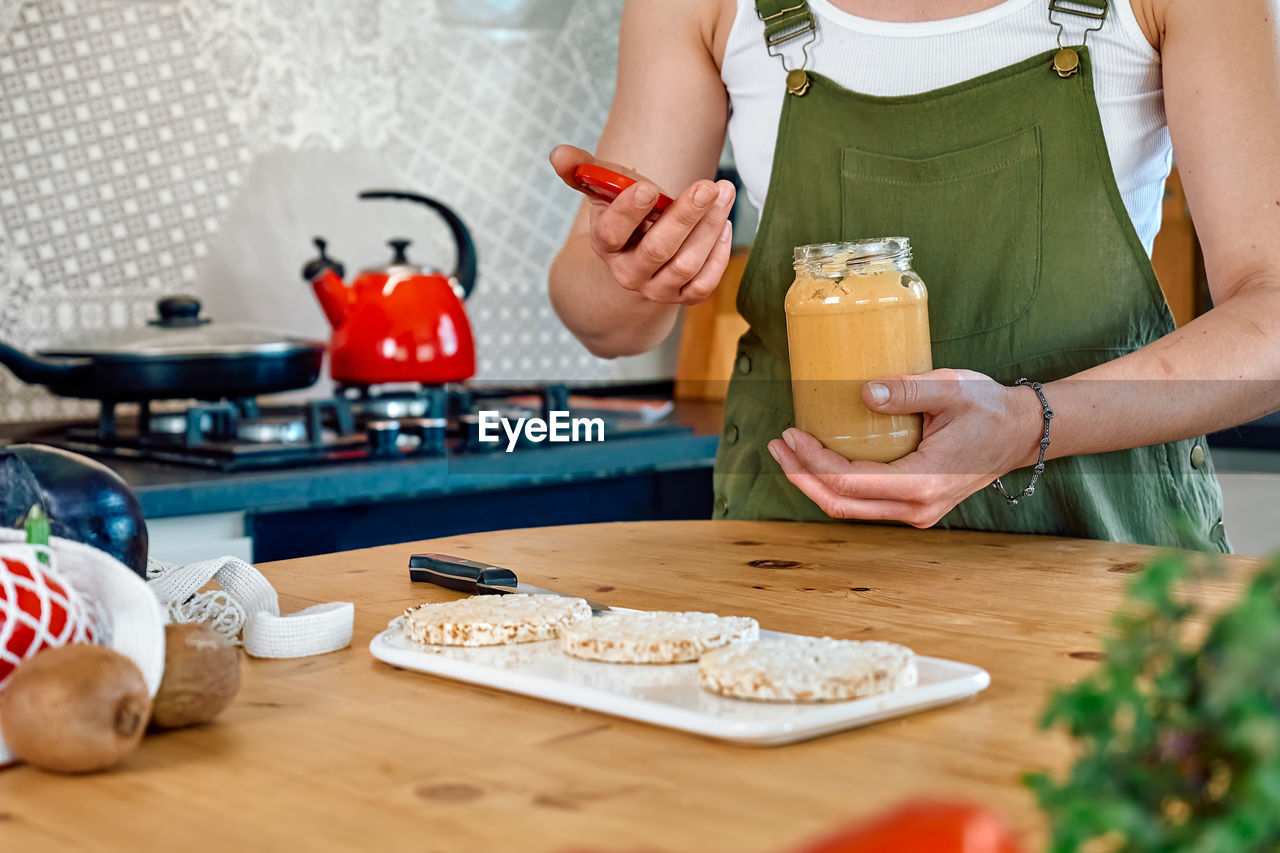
top-left (302, 190), bottom-right (478, 386)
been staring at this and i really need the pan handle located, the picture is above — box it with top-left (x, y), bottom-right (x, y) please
top-left (0, 340), bottom-right (93, 388)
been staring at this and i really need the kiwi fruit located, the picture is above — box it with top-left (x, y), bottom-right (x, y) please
top-left (0, 644), bottom-right (151, 773)
top-left (150, 622), bottom-right (240, 729)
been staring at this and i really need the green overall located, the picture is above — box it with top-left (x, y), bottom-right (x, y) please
top-left (713, 0), bottom-right (1228, 551)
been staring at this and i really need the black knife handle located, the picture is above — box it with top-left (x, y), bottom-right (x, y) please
top-left (408, 553), bottom-right (517, 595)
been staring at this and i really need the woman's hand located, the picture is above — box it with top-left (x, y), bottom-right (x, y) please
top-left (550, 145), bottom-right (736, 306)
top-left (767, 369), bottom-right (1045, 527)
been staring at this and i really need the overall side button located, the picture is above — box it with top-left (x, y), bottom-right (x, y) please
top-left (1190, 444), bottom-right (1206, 469)
top-left (736, 354), bottom-right (752, 375)
top-left (1209, 520), bottom-right (1227, 547)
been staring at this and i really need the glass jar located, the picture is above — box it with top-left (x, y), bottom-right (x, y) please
top-left (784, 238), bottom-right (932, 463)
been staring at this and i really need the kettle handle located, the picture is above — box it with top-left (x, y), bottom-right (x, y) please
top-left (358, 190), bottom-right (478, 299)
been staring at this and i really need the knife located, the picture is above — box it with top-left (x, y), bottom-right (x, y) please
top-left (408, 553), bottom-right (612, 614)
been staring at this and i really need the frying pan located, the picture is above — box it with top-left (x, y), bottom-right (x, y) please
top-left (0, 296), bottom-right (325, 402)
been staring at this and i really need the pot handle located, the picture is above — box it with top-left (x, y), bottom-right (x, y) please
top-left (0, 340), bottom-right (93, 388)
top-left (358, 190), bottom-right (478, 300)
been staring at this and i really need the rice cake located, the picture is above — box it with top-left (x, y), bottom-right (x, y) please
top-left (698, 637), bottom-right (917, 703)
top-left (402, 594), bottom-right (590, 647)
top-left (562, 611), bottom-right (759, 664)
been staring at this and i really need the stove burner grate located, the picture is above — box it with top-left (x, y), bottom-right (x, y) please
top-left (30, 383), bottom-right (679, 471)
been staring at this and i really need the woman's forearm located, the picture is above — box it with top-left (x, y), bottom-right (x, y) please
top-left (549, 233), bottom-right (682, 359)
top-left (1038, 279), bottom-right (1280, 463)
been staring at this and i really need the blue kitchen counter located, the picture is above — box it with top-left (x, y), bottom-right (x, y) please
top-left (3, 401), bottom-right (724, 519)
top-left (2, 401), bottom-right (726, 560)
top-left (123, 428), bottom-right (719, 519)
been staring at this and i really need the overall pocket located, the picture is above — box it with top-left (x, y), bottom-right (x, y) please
top-left (841, 126), bottom-right (1043, 343)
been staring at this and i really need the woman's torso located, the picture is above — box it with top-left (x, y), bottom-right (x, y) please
top-left (720, 0), bottom-right (1172, 254)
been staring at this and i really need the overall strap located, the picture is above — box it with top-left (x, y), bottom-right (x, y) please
top-left (755, 0), bottom-right (817, 94)
top-left (754, 0), bottom-right (815, 51)
top-left (1048, 0), bottom-right (1109, 77)
top-left (1048, 0), bottom-right (1109, 17)
top-left (1048, 0), bottom-right (1110, 45)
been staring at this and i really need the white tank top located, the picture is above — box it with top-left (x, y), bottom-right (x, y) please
top-left (722, 0), bottom-right (1171, 255)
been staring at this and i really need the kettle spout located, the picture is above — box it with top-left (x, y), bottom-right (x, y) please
top-left (302, 237), bottom-right (351, 328)
top-left (311, 268), bottom-right (354, 329)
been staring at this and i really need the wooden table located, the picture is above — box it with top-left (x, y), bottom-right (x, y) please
top-left (0, 522), bottom-right (1259, 852)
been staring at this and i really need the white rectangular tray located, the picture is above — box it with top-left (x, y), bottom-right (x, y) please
top-left (369, 617), bottom-right (990, 746)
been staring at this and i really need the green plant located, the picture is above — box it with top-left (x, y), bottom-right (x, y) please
top-left (1027, 552), bottom-right (1280, 852)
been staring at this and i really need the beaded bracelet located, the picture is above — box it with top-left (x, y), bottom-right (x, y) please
top-left (991, 379), bottom-right (1053, 506)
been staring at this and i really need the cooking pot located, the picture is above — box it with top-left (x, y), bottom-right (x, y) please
top-left (0, 296), bottom-right (325, 402)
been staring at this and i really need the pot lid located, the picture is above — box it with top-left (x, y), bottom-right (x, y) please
top-left (358, 238), bottom-right (426, 277)
top-left (38, 296), bottom-right (324, 359)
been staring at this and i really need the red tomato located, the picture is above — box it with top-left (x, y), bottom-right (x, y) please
top-left (794, 801), bottom-right (1024, 853)
top-left (1, 554), bottom-right (96, 688)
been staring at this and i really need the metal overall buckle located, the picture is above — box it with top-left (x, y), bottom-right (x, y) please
top-left (1048, 0), bottom-right (1108, 78)
top-left (758, 2), bottom-right (817, 95)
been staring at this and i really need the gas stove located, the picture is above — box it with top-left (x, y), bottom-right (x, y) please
top-left (29, 384), bottom-right (686, 471)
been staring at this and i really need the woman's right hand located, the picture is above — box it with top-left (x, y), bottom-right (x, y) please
top-left (550, 145), bottom-right (736, 306)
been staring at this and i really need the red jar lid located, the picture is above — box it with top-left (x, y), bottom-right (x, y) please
top-left (573, 164), bottom-right (673, 223)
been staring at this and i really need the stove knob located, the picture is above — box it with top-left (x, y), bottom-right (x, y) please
top-left (542, 384), bottom-right (570, 421)
top-left (403, 417), bottom-right (447, 456)
top-left (367, 419), bottom-right (401, 457)
top-left (449, 388), bottom-right (474, 421)
top-left (460, 414), bottom-right (498, 453)
top-left (422, 386), bottom-right (449, 420)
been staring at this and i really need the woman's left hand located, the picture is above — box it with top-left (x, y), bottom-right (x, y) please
top-left (768, 369), bottom-right (1044, 528)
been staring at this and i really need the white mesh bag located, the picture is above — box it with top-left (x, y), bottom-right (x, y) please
top-left (0, 527), bottom-right (165, 766)
top-left (146, 555), bottom-right (353, 660)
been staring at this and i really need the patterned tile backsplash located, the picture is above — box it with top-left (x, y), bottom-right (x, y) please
top-left (0, 0), bottom-right (663, 423)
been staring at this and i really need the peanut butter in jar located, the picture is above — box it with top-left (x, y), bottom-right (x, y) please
top-left (784, 238), bottom-right (932, 463)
